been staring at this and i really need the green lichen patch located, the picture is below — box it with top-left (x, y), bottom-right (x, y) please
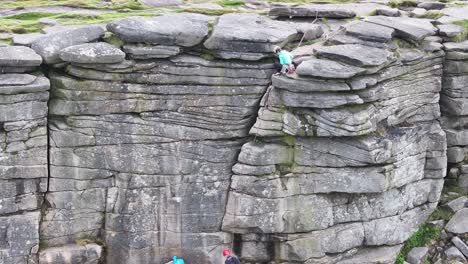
top-left (388, 0), bottom-right (417, 8)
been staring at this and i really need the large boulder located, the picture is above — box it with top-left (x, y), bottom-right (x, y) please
top-left (342, 20), bottom-right (395, 43)
top-left (445, 208), bottom-right (468, 234)
top-left (204, 14), bottom-right (299, 60)
top-left (296, 58), bottom-right (366, 79)
top-left (107, 13), bottom-right (209, 47)
top-left (364, 16), bottom-right (437, 42)
top-left (31, 25), bottom-right (105, 64)
top-left (59, 42), bottom-right (125, 64)
top-left (314, 44), bottom-right (392, 67)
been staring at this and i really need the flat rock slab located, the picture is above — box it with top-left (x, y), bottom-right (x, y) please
top-left (444, 41), bottom-right (468, 52)
top-left (123, 44), bottom-right (181, 59)
top-left (441, 6), bottom-right (468, 22)
top-left (445, 246), bottom-right (467, 261)
top-left (376, 8), bottom-right (400, 17)
top-left (107, 13), bottom-right (209, 47)
top-left (399, 48), bottom-right (424, 62)
top-left (0, 46), bottom-right (42, 67)
top-left (41, 24), bottom-right (106, 35)
top-left (204, 14), bottom-right (299, 55)
top-left (296, 58), bottom-right (365, 79)
top-left (314, 44), bottom-right (391, 67)
top-left (12, 33), bottom-right (44, 47)
top-left (59, 42), bottom-right (125, 64)
top-left (343, 20), bottom-right (395, 43)
top-left (417, 2), bottom-right (445, 10)
top-left (139, 0), bottom-right (182, 7)
top-left (452, 237), bottom-right (468, 258)
top-left (31, 25), bottom-right (105, 64)
top-left (269, 4), bottom-right (356, 18)
top-left (438, 24), bottom-right (465, 38)
top-left (0, 73), bottom-right (36, 86)
top-left (443, 196), bottom-right (468, 213)
top-left (364, 16), bottom-right (437, 42)
top-left (445, 208), bottom-right (468, 234)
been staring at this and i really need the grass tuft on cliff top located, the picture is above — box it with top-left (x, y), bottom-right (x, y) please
top-left (395, 224), bottom-right (441, 264)
top-left (217, 0), bottom-right (245, 7)
top-left (388, 0), bottom-right (417, 8)
top-left (0, 11), bottom-right (158, 33)
top-left (0, 0), bottom-right (148, 10)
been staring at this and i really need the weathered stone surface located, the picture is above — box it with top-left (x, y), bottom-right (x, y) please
top-left (364, 16), bottom-right (437, 41)
top-left (0, 46), bottom-right (42, 67)
top-left (123, 44), bottom-right (181, 59)
top-left (445, 208), bottom-right (468, 234)
top-left (376, 8), bottom-right (400, 17)
top-left (0, 13), bottom-right (454, 264)
top-left (343, 20), bottom-right (395, 42)
top-left (107, 13), bottom-right (209, 47)
top-left (417, 2), bottom-right (445, 10)
top-left (406, 247), bottom-right (429, 264)
top-left (337, 245), bottom-right (402, 264)
top-left (411, 8), bottom-right (427, 17)
top-left (272, 74), bottom-right (352, 92)
top-left (445, 246), bottom-right (467, 261)
top-left (204, 14), bottom-right (299, 59)
top-left (444, 41), bottom-right (468, 52)
top-left (0, 212), bottom-right (41, 263)
top-left (443, 196), bottom-right (468, 213)
top-left (295, 23), bottom-right (324, 40)
top-left (12, 33), bottom-right (44, 47)
top-left (438, 24), bottom-right (465, 38)
top-left (452, 236), bottom-right (468, 258)
top-left (59, 42), bottom-right (125, 64)
top-left (31, 25), bottom-right (105, 64)
top-left (296, 58), bottom-right (366, 79)
top-left (447, 147), bottom-right (465, 163)
top-left (269, 4), bottom-right (356, 18)
top-left (0, 73), bottom-right (36, 86)
top-left (314, 44), bottom-right (392, 67)
top-left (39, 244), bottom-right (103, 264)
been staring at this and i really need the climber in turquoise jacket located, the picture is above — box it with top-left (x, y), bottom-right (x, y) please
top-left (173, 256), bottom-right (184, 264)
top-left (274, 46), bottom-right (295, 75)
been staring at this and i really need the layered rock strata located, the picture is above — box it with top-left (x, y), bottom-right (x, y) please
top-left (441, 41), bottom-right (468, 193)
top-left (0, 12), bottom-right (454, 264)
top-left (41, 13), bottom-right (314, 264)
top-left (225, 17), bottom-right (447, 263)
top-left (0, 46), bottom-right (49, 264)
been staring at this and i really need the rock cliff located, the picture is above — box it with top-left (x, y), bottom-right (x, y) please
top-left (0, 10), bottom-right (463, 264)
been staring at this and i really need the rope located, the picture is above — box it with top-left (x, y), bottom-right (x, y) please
top-left (296, 10), bottom-right (319, 49)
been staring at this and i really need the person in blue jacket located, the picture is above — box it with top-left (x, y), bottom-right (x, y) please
top-left (173, 256), bottom-right (184, 264)
top-left (274, 46), bottom-right (295, 75)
